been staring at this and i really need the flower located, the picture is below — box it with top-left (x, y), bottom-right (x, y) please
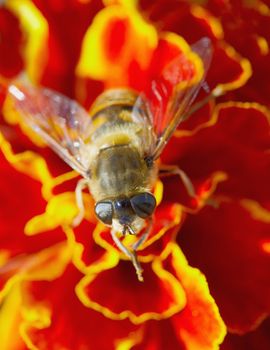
top-left (0, 0), bottom-right (270, 349)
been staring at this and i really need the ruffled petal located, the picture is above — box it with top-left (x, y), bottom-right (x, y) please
top-left (138, 1), bottom-right (252, 95)
top-left (0, 118), bottom-right (71, 301)
top-left (221, 316), bottom-right (270, 350)
top-left (19, 264), bottom-right (138, 350)
top-left (162, 103), bottom-right (270, 206)
top-left (71, 221), bottom-right (120, 275)
top-left (2, 2), bottom-right (269, 349)
top-left (126, 320), bottom-right (187, 350)
top-left (76, 256), bottom-right (186, 324)
top-left (169, 244), bottom-right (226, 350)
top-left (0, 284), bottom-right (27, 350)
top-left (0, 7), bottom-right (24, 78)
top-left (178, 200), bottom-right (270, 333)
top-left (5, 0), bottom-right (103, 98)
top-left (116, 244), bottom-right (225, 350)
top-left (77, 4), bottom-right (157, 87)
top-left (0, 242), bottom-right (71, 303)
top-left (0, 145), bottom-right (65, 258)
top-left (5, 0), bottom-right (49, 84)
top-left (206, 0), bottom-right (270, 106)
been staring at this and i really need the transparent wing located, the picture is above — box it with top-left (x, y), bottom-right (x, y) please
top-left (134, 37), bottom-right (213, 160)
top-left (7, 84), bottom-right (93, 177)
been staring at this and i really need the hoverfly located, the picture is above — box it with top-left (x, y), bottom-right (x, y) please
top-left (7, 38), bottom-right (217, 281)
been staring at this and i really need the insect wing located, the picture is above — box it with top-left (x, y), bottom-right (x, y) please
top-left (7, 84), bottom-right (93, 177)
top-left (131, 94), bottom-right (157, 156)
top-left (135, 37), bottom-right (213, 160)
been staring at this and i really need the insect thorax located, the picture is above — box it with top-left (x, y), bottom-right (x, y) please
top-left (87, 89), bottom-right (157, 201)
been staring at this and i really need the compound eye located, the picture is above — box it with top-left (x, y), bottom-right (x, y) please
top-left (130, 192), bottom-right (156, 218)
top-left (95, 201), bottom-right (113, 225)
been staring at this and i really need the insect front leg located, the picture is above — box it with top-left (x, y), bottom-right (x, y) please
top-left (111, 229), bottom-right (144, 282)
top-left (159, 164), bottom-right (195, 198)
top-left (72, 178), bottom-right (89, 227)
top-left (132, 218), bottom-right (153, 251)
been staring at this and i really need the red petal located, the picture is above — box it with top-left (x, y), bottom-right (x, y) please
top-left (178, 200), bottom-right (270, 333)
top-left (0, 151), bottom-right (65, 258)
top-left (206, 0), bottom-right (270, 107)
top-left (162, 103), bottom-right (270, 205)
top-left (221, 317), bottom-right (270, 350)
top-left (139, 0), bottom-right (251, 95)
top-left (77, 258), bottom-right (186, 323)
top-left (132, 320), bottom-right (186, 350)
top-left (0, 7), bottom-right (24, 78)
top-left (21, 264), bottom-right (138, 350)
top-left (32, 0), bottom-right (103, 98)
top-left (170, 245), bottom-right (226, 350)
top-left (119, 244), bottom-right (225, 350)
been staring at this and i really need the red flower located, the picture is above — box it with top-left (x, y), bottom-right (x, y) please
top-left (0, 1), bottom-right (269, 349)
top-left (0, 7), bottom-right (24, 78)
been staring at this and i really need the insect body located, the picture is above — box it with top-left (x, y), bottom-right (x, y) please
top-left (88, 89), bottom-right (158, 205)
top-left (7, 38), bottom-right (214, 281)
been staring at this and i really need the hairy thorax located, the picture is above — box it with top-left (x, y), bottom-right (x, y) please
top-left (92, 144), bottom-right (153, 200)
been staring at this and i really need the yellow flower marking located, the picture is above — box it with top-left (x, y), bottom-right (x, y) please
top-left (20, 303), bottom-right (51, 350)
top-left (63, 225), bottom-right (120, 275)
top-left (191, 5), bottom-right (224, 39)
top-left (175, 100), bottom-right (270, 138)
top-left (0, 243), bottom-right (72, 304)
top-left (0, 284), bottom-right (25, 350)
top-left (255, 35), bottom-right (269, 56)
top-left (103, 0), bottom-right (138, 8)
top-left (76, 256), bottom-right (187, 324)
top-left (41, 170), bottom-right (81, 203)
top-left (24, 192), bottom-right (91, 235)
top-left (6, 0), bottom-right (48, 83)
top-left (154, 179), bottom-right (163, 206)
top-left (0, 251), bottom-right (10, 268)
top-left (76, 5), bottom-right (157, 84)
top-left (170, 243), bottom-right (226, 350)
top-left (93, 243), bottom-right (226, 349)
top-left (262, 242), bottom-right (270, 254)
top-left (240, 199), bottom-right (270, 223)
top-left (115, 328), bottom-right (144, 350)
top-left (244, 0), bottom-right (270, 16)
top-left (0, 131), bottom-right (53, 200)
top-left (215, 42), bottom-right (252, 93)
top-left (257, 1), bottom-right (270, 16)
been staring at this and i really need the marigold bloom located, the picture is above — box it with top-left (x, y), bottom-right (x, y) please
top-left (0, 1), bottom-right (269, 349)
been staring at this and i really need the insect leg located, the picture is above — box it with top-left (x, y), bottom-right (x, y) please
top-left (111, 229), bottom-right (144, 282)
top-left (159, 165), bottom-right (195, 197)
top-left (72, 178), bottom-right (89, 227)
top-left (132, 218), bottom-right (153, 251)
